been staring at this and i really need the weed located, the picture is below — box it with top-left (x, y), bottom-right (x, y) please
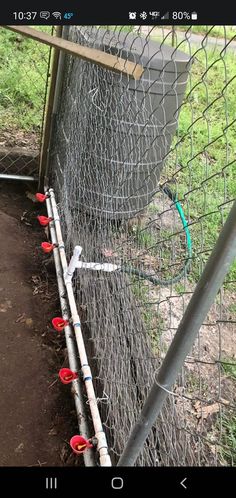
top-left (221, 360), bottom-right (236, 380)
top-left (228, 303), bottom-right (236, 315)
top-left (220, 413), bottom-right (236, 465)
top-left (174, 282), bottom-right (186, 294)
top-left (134, 226), bottom-right (156, 250)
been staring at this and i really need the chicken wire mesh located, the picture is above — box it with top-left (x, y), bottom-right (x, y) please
top-left (49, 25), bottom-right (236, 466)
top-left (0, 26), bottom-right (53, 178)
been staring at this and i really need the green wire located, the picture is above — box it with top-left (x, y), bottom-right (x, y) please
top-left (121, 188), bottom-right (192, 286)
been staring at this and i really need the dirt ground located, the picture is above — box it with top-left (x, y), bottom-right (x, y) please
top-left (0, 182), bottom-right (78, 466)
top-left (112, 191), bottom-right (236, 464)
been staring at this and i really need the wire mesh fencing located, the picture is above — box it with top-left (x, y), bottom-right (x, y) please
top-left (0, 26), bottom-right (53, 178)
top-left (49, 25), bottom-right (236, 466)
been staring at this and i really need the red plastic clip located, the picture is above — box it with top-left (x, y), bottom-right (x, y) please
top-left (70, 435), bottom-right (93, 455)
top-left (52, 317), bottom-right (69, 332)
top-left (41, 242), bottom-right (56, 253)
top-left (35, 193), bottom-right (48, 203)
top-left (59, 368), bottom-right (78, 384)
top-left (37, 215), bottom-right (53, 226)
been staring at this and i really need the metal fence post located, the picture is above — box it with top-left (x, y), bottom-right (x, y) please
top-left (118, 198), bottom-right (236, 466)
top-left (38, 26), bottom-right (62, 190)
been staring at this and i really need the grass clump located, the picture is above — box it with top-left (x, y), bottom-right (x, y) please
top-left (0, 26), bottom-right (52, 132)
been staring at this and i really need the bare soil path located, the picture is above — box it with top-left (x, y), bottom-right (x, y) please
top-left (0, 182), bottom-right (76, 466)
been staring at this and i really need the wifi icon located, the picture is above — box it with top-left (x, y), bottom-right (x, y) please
top-left (52, 11), bottom-right (62, 20)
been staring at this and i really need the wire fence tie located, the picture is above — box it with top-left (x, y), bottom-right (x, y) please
top-left (154, 370), bottom-right (179, 397)
top-left (86, 392), bottom-right (110, 405)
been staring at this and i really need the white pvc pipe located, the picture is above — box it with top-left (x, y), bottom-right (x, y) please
top-left (65, 245), bottom-right (83, 282)
top-left (48, 188), bottom-right (112, 467)
top-left (65, 246), bottom-right (120, 281)
top-left (77, 261), bottom-right (120, 272)
top-left (45, 195), bottom-right (95, 467)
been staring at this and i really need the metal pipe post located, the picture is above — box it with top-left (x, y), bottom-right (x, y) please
top-left (0, 174), bottom-right (36, 181)
top-left (38, 26), bottom-right (62, 191)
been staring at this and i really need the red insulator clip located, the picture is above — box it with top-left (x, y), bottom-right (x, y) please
top-left (41, 242), bottom-right (56, 253)
top-left (70, 435), bottom-right (93, 455)
top-left (52, 317), bottom-right (69, 332)
top-left (59, 368), bottom-right (78, 384)
top-left (35, 193), bottom-right (49, 203)
top-left (37, 215), bottom-right (53, 226)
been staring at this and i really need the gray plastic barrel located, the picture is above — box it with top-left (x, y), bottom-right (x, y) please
top-left (69, 28), bottom-right (191, 220)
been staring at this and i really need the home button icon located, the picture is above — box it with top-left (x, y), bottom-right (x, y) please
top-left (111, 477), bottom-right (124, 489)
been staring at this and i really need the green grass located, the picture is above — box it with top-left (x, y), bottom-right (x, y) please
top-left (161, 46), bottom-right (236, 287)
top-left (1, 26), bottom-right (235, 291)
top-left (216, 359), bottom-right (236, 464)
top-left (0, 26), bottom-right (52, 132)
top-left (174, 282), bottom-right (186, 294)
top-left (131, 276), bottom-right (162, 352)
top-left (220, 414), bottom-right (236, 465)
top-left (228, 303), bottom-right (236, 315)
top-left (172, 25), bottom-right (236, 40)
top-left (133, 223), bottom-right (183, 275)
top-left (133, 225), bottom-right (156, 251)
top-left (124, 30), bottom-right (236, 290)
top-left (221, 361), bottom-right (236, 380)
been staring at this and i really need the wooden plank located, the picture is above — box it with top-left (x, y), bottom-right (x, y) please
top-left (4, 25), bottom-right (144, 80)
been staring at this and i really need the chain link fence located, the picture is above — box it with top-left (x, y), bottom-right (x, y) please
top-left (49, 25), bottom-right (236, 466)
top-left (0, 26), bottom-right (53, 178)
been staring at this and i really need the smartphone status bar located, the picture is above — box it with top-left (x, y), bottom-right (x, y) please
top-left (0, 8), bottom-right (235, 25)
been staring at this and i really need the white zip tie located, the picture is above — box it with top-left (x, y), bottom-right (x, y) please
top-left (86, 391), bottom-right (110, 405)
